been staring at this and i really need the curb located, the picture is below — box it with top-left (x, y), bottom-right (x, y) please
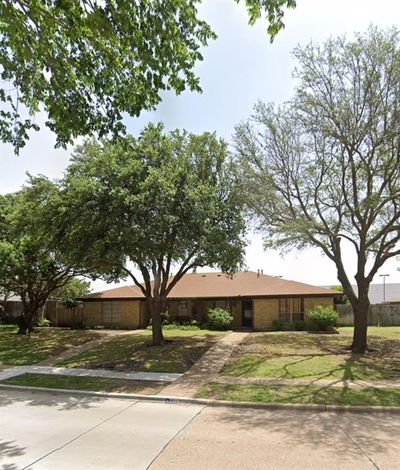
top-left (1, 383), bottom-right (400, 413)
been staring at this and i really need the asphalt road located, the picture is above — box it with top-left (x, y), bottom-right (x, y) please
top-left (1, 389), bottom-right (399, 470)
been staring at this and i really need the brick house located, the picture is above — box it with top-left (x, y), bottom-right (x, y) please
top-left (80, 271), bottom-right (338, 329)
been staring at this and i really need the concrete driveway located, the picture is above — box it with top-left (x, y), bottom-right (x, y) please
top-left (1, 389), bottom-right (400, 470)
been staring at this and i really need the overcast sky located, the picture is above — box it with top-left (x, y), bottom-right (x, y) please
top-left (1, 0), bottom-right (400, 292)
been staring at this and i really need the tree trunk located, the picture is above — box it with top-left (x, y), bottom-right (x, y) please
top-left (352, 308), bottom-right (368, 353)
top-left (16, 314), bottom-right (35, 335)
top-left (351, 284), bottom-right (370, 354)
top-left (147, 297), bottom-right (165, 345)
top-left (17, 300), bottom-right (41, 335)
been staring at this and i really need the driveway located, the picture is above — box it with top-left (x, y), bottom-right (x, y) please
top-left (1, 389), bottom-right (400, 469)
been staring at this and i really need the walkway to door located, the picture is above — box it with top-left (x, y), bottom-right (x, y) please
top-left (160, 331), bottom-right (248, 397)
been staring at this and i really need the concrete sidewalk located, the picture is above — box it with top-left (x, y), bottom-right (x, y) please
top-left (160, 331), bottom-right (248, 397)
top-left (0, 365), bottom-right (182, 383)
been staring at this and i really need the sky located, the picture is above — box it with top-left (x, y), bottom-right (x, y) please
top-left (1, 0), bottom-right (400, 292)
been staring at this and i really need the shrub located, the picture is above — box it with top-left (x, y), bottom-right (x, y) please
top-left (293, 320), bottom-right (306, 331)
top-left (272, 319), bottom-right (285, 331)
top-left (147, 320), bottom-right (202, 331)
top-left (308, 305), bottom-right (339, 331)
top-left (162, 322), bottom-right (201, 331)
top-left (161, 311), bottom-right (171, 325)
top-left (206, 308), bottom-right (233, 330)
top-left (37, 318), bottom-right (51, 327)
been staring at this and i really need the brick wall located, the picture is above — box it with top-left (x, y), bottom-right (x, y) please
top-left (82, 300), bottom-right (141, 328)
top-left (253, 298), bottom-right (279, 329)
top-left (253, 296), bottom-right (335, 330)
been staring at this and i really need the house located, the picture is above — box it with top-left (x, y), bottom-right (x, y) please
top-left (80, 271), bottom-right (339, 329)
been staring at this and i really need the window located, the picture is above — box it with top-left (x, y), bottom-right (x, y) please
top-left (279, 298), bottom-right (304, 323)
top-left (178, 301), bottom-right (189, 316)
top-left (213, 299), bottom-right (226, 309)
top-left (102, 302), bottom-right (120, 324)
top-left (212, 299), bottom-right (232, 311)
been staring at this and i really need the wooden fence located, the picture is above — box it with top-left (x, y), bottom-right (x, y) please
top-left (337, 303), bottom-right (400, 326)
top-left (1, 300), bottom-right (84, 328)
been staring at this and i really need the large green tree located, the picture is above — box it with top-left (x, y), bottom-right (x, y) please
top-left (50, 277), bottom-right (91, 308)
top-left (0, 0), bottom-right (295, 152)
top-left (0, 179), bottom-right (87, 333)
top-left (235, 27), bottom-right (400, 353)
top-left (55, 124), bottom-right (246, 345)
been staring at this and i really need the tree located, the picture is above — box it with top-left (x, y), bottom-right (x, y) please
top-left (330, 286), bottom-right (348, 305)
top-left (0, 179), bottom-right (86, 334)
top-left (50, 277), bottom-right (91, 308)
top-left (0, 0), bottom-right (294, 153)
top-left (235, 27), bottom-right (400, 353)
top-left (238, 0), bottom-right (296, 39)
top-left (56, 124), bottom-right (246, 345)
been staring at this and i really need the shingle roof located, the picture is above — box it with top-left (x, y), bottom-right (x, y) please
top-left (84, 271), bottom-right (339, 300)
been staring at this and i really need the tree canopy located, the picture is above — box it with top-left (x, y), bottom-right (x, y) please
top-left (55, 123), bottom-right (246, 344)
top-left (50, 277), bottom-right (91, 308)
top-left (0, 178), bottom-right (87, 333)
top-left (235, 27), bottom-right (400, 353)
top-left (0, 0), bottom-right (295, 153)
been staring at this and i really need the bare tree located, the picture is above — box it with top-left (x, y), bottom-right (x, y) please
top-left (235, 27), bottom-right (400, 353)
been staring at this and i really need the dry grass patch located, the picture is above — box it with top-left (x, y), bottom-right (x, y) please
top-left (57, 329), bottom-right (224, 373)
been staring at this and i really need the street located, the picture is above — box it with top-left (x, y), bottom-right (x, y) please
top-left (1, 389), bottom-right (400, 469)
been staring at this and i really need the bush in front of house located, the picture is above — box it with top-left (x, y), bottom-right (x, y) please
top-left (272, 319), bottom-right (285, 331)
top-left (308, 305), bottom-right (339, 331)
top-left (293, 320), bottom-right (306, 331)
top-left (163, 321), bottom-right (201, 331)
top-left (147, 319), bottom-right (202, 331)
top-left (206, 308), bottom-right (233, 330)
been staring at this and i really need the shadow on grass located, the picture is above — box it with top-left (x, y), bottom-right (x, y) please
top-left (224, 331), bottom-right (400, 383)
top-left (0, 327), bottom-right (101, 366)
top-left (58, 333), bottom-right (220, 374)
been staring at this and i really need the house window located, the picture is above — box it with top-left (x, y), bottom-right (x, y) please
top-left (213, 299), bottom-right (226, 309)
top-left (178, 301), bottom-right (189, 316)
top-left (102, 302), bottom-right (120, 324)
top-left (212, 299), bottom-right (233, 311)
top-left (279, 298), bottom-right (304, 323)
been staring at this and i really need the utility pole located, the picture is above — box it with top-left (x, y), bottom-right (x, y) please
top-left (379, 274), bottom-right (390, 303)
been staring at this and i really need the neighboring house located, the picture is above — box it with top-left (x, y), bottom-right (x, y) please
top-left (80, 271), bottom-right (338, 329)
top-left (352, 283), bottom-right (400, 305)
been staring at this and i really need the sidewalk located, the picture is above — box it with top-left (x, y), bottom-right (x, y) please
top-left (160, 332), bottom-right (248, 397)
top-left (0, 365), bottom-right (182, 382)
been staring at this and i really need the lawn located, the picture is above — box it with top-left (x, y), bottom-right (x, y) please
top-left (222, 328), bottom-right (400, 382)
top-left (0, 325), bottom-right (101, 365)
top-left (339, 326), bottom-right (400, 340)
top-left (56, 329), bottom-right (225, 373)
top-left (197, 382), bottom-right (400, 407)
top-left (2, 373), bottom-right (165, 394)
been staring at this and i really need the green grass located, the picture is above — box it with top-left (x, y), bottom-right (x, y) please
top-left (57, 329), bottom-right (224, 373)
top-left (197, 382), bottom-right (400, 406)
top-left (0, 326), bottom-right (100, 365)
top-left (223, 329), bottom-right (400, 382)
top-left (339, 326), bottom-right (400, 340)
top-left (1, 373), bottom-right (165, 394)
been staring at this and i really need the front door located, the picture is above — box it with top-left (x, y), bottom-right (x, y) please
top-left (242, 300), bottom-right (253, 328)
